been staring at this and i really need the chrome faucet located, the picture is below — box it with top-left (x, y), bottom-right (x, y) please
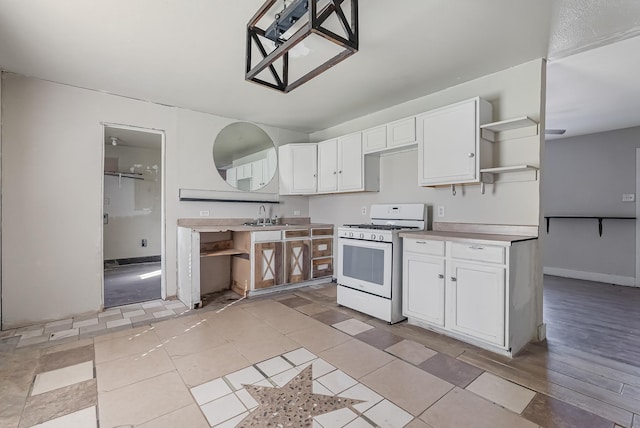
top-left (258, 204), bottom-right (267, 225)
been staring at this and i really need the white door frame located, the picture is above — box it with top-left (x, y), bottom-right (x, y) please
top-left (101, 123), bottom-right (167, 303)
top-left (635, 148), bottom-right (640, 287)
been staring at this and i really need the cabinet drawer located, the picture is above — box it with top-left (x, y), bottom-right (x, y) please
top-left (312, 257), bottom-right (333, 278)
top-left (404, 239), bottom-right (444, 256)
top-left (450, 242), bottom-right (505, 264)
top-left (312, 238), bottom-right (333, 258)
top-left (311, 227), bottom-right (334, 237)
top-left (253, 230), bottom-right (282, 242)
top-left (284, 229), bottom-right (309, 239)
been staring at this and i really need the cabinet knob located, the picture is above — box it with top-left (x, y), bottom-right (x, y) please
top-left (468, 153), bottom-right (475, 158)
top-left (450, 277), bottom-right (457, 282)
top-left (438, 274), bottom-right (444, 279)
top-left (333, 171), bottom-right (337, 175)
top-left (339, 170), bottom-right (343, 174)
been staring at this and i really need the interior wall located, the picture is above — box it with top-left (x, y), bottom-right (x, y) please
top-left (0, 76), bottom-right (3, 329)
top-left (543, 126), bottom-right (640, 285)
top-left (0, 72), bottom-right (310, 328)
top-left (308, 60), bottom-right (546, 229)
top-left (103, 144), bottom-right (162, 260)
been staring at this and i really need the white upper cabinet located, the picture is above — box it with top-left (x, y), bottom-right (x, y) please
top-left (278, 144), bottom-right (317, 195)
top-left (417, 97), bottom-right (493, 186)
top-left (362, 125), bottom-right (387, 153)
top-left (250, 158), bottom-right (271, 190)
top-left (387, 117), bottom-right (416, 148)
top-left (363, 117), bottom-right (417, 154)
top-left (317, 133), bottom-right (366, 193)
top-left (337, 133), bottom-right (364, 191)
top-left (317, 138), bottom-right (339, 193)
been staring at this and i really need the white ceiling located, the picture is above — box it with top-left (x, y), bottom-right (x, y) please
top-left (1, 1), bottom-right (640, 136)
top-left (546, 35), bottom-right (640, 140)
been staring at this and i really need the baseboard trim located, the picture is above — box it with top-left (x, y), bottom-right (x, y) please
top-left (544, 267), bottom-right (636, 287)
top-left (104, 256), bottom-right (161, 267)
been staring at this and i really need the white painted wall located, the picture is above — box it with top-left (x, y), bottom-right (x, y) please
top-left (1, 73), bottom-right (309, 328)
top-left (543, 126), bottom-right (640, 286)
top-left (0, 77), bottom-right (3, 329)
top-left (309, 60), bottom-right (546, 229)
top-left (103, 144), bottom-right (162, 260)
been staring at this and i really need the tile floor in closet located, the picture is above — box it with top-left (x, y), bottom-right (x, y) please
top-left (0, 281), bottom-right (637, 428)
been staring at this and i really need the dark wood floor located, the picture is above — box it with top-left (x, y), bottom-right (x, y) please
top-left (544, 275), bottom-right (640, 367)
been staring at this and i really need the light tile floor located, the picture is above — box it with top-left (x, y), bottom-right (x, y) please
top-left (4, 298), bottom-right (188, 349)
top-left (0, 283), bottom-right (619, 427)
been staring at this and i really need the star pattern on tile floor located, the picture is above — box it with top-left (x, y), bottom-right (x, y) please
top-left (238, 365), bottom-right (363, 427)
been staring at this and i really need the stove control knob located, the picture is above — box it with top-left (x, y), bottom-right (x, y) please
top-left (371, 234), bottom-right (376, 240)
top-left (359, 233), bottom-right (364, 239)
top-left (379, 235), bottom-right (384, 241)
top-left (349, 232), bottom-right (353, 238)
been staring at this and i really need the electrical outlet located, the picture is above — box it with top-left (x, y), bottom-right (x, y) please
top-left (199, 210), bottom-right (210, 216)
top-left (361, 206), bottom-right (367, 215)
top-left (623, 193), bottom-right (635, 202)
top-left (141, 239), bottom-right (147, 247)
top-left (294, 210), bottom-right (301, 216)
top-left (437, 205), bottom-right (445, 217)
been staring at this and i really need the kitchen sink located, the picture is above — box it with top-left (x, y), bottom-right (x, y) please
top-left (243, 221), bottom-right (275, 227)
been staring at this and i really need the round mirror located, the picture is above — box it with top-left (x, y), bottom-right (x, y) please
top-left (213, 122), bottom-right (277, 191)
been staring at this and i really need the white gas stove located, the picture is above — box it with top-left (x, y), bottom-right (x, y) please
top-left (337, 204), bottom-right (426, 323)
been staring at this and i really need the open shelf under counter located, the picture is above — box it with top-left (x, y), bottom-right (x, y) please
top-left (480, 116), bottom-right (539, 142)
top-left (199, 239), bottom-right (248, 257)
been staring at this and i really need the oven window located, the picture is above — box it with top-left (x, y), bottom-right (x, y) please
top-left (342, 244), bottom-right (385, 285)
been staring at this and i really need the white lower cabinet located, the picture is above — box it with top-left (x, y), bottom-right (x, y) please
top-left (402, 236), bottom-right (538, 356)
top-left (403, 252), bottom-right (445, 326)
top-left (446, 260), bottom-right (505, 346)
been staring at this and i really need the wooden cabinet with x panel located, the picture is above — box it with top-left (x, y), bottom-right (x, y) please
top-left (284, 229), bottom-right (311, 284)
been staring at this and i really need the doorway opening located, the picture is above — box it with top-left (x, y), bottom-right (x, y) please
top-left (102, 124), bottom-right (165, 308)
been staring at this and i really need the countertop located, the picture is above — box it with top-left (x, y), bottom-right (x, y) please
top-left (400, 222), bottom-right (539, 245)
top-left (399, 230), bottom-right (537, 245)
top-left (177, 218), bottom-right (333, 233)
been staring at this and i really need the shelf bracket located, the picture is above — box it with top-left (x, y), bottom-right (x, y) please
top-left (598, 217), bottom-right (603, 237)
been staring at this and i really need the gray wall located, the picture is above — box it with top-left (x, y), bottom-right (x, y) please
top-left (543, 126), bottom-right (640, 285)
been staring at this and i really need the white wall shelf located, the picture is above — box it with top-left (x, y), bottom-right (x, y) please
top-left (480, 116), bottom-right (539, 142)
top-left (480, 165), bottom-right (538, 174)
top-left (480, 165), bottom-right (538, 193)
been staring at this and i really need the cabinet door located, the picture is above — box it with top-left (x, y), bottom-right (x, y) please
top-left (254, 242), bottom-right (284, 289)
top-left (417, 99), bottom-right (478, 185)
top-left (285, 239), bottom-right (311, 284)
top-left (387, 117), bottom-right (416, 148)
top-left (226, 167), bottom-right (237, 187)
top-left (402, 252), bottom-right (445, 326)
top-left (363, 125), bottom-right (387, 153)
top-left (236, 163), bottom-right (252, 180)
top-left (290, 144), bottom-right (317, 194)
top-left (337, 133), bottom-right (363, 191)
top-left (317, 139), bottom-right (338, 193)
top-left (447, 260), bottom-right (505, 346)
top-left (250, 159), bottom-right (265, 190)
